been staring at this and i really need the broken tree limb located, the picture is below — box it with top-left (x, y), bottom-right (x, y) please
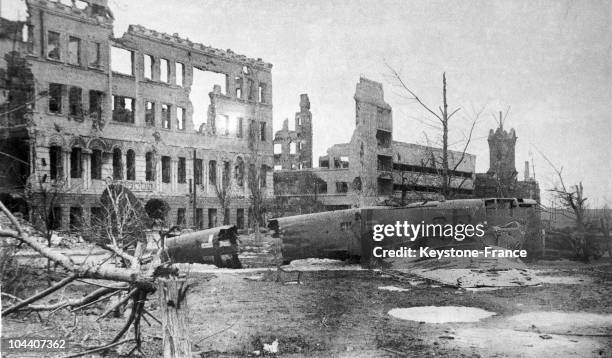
top-left (2, 273), bottom-right (77, 316)
top-left (98, 288), bottom-right (138, 321)
top-left (62, 338), bottom-right (135, 358)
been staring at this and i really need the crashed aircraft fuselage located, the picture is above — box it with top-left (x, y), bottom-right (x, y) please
top-left (268, 198), bottom-right (539, 263)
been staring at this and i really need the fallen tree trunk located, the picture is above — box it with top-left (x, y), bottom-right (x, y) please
top-left (158, 277), bottom-right (192, 358)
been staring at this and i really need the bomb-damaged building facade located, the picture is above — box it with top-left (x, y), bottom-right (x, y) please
top-left (273, 78), bottom-right (477, 212)
top-left (0, 0), bottom-right (274, 231)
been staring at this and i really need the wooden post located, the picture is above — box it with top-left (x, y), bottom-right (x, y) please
top-left (158, 278), bottom-right (192, 358)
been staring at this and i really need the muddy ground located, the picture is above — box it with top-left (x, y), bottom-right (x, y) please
top-left (2, 237), bottom-right (611, 358)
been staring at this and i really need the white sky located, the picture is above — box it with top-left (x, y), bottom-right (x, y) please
top-left (3, 0), bottom-right (611, 206)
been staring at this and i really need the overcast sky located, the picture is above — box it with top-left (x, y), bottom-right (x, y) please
top-left (4, 0), bottom-right (611, 206)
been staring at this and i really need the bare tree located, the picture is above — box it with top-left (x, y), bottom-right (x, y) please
top-left (0, 182), bottom-right (190, 356)
top-left (387, 65), bottom-right (480, 199)
top-left (214, 162), bottom-right (232, 226)
top-left (539, 150), bottom-right (591, 260)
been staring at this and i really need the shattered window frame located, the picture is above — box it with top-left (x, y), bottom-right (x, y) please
top-left (145, 101), bottom-right (155, 126)
top-left (176, 62), bottom-right (184, 86)
top-left (144, 54), bottom-right (154, 80)
top-left (112, 95), bottom-right (135, 123)
top-left (68, 86), bottom-right (83, 117)
top-left (177, 157), bottom-right (186, 184)
top-left (88, 42), bottom-right (101, 68)
top-left (177, 107), bottom-right (185, 131)
top-left (48, 83), bottom-right (63, 114)
top-left (161, 104), bottom-right (171, 129)
top-left (47, 31), bottom-right (61, 60)
top-left (160, 58), bottom-right (169, 83)
top-left (161, 156), bottom-right (171, 184)
top-left (68, 36), bottom-right (81, 65)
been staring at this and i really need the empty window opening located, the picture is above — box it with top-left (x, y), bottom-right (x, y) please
top-left (235, 76), bottom-right (242, 98)
top-left (178, 157), bottom-right (186, 183)
top-left (223, 208), bottom-right (230, 225)
top-left (258, 83), bottom-right (266, 103)
top-left (260, 165), bottom-right (268, 187)
top-left (68, 86), bottom-right (82, 117)
top-left (191, 68), bottom-right (227, 131)
top-left (161, 104), bottom-right (171, 129)
top-left (161, 156), bottom-right (171, 183)
top-left (377, 155), bottom-right (393, 171)
top-left (112, 95), bottom-right (134, 123)
top-left (111, 46), bottom-right (133, 76)
top-left (274, 143), bottom-right (282, 154)
top-left (208, 208), bottom-right (217, 228)
top-left (160, 58), bottom-right (169, 83)
top-left (70, 207), bottom-right (83, 231)
top-left (145, 152), bottom-right (155, 181)
top-left (260, 121), bottom-right (266, 141)
top-left (126, 149), bottom-right (135, 180)
top-left (376, 130), bottom-right (392, 148)
top-left (89, 90), bottom-right (103, 119)
top-left (247, 79), bottom-right (255, 101)
top-left (237, 118), bottom-right (244, 138)
top-left (216, 114), bottom-right (234, 136)
top-left (236, 208), bottom-right (244, 229)
top-left (209, 160), bottom-right (217, 186)
top-left (88, 42), bottom-right (101, 67)
top-left (289, 142), bottom-right (296, 154)
top-left (222, 161), bottom-right (230, 188)
top-left (49, 83), bottom-right (62, 114)
top-left (112, 148), bottom-right (122, 180)
top-left (318, 181), bottom-right (328, 194)
top-left (143, 54), bottom-right (153, 80)
top-left (235, 157), bottom-right (244, 187)
top-left (336, 181), bottom-right (348, 193)
top-left (145, 101), bottom-right (155, 126)
top-left (49, 207), bottom-right (62, 230)
top-left (70, 147), bottom-right (83, 178)
top-left (176, 208), bottom-right (186, 227)
top-left (49, 146), bottom-right (63, 180)
top-left (319, 158), bottom-right (329, 168)
top-left (176, 63), bottom-right (184, 86)
top-left (47, 31), bottom-right (60, 60)
top-left (274, 165), bottom-right (282, 171)
top-left (195, 208), bottom-right (204, 229)
top-left (91, 149), bottom-right (102, 180)
top-left (177, 107), bottom-right (185, 130)
top-left (340, 156), bottom-right (349, 169)
top-left (194, 158), bottom-right (203, 185)
top-left (68, 36), bottom-right (81, 65)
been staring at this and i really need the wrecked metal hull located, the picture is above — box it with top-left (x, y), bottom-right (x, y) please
top-left (165, 225), bottom-right (241, 268)
top-left (269, 198), bottom-right (538, 264)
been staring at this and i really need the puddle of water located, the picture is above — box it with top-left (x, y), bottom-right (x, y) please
top-left (378, 286), bottom-right (409, 292)
top-left (388, 306), bottom-right (497, 323)
top-left (536, 275), bottom-right (592, 284)
top-left (452, 327), bottom-right (605, 358)
top-left (508, 311), bottom-right (612, 335)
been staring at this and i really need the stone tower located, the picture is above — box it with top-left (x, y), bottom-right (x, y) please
top-left (487, 119), bottom-right (517, 182)
top-left (350, 77), bottom-right (393, 203)
top-left (295, 94), bottom-right (313, 168)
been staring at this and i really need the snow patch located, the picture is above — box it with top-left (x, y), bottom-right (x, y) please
top-left (388, 306), bottom-right (496, 323)
top-left (378, 286), bottom-right (409, 292)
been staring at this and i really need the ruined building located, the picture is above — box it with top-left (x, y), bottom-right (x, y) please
top-left (474, 119), bottom-right (540, 202)
top-left (273, 77), bottom-right (476, 212)
top-left (0, 0), bottom-right (274, 231)
top-left (273, 94), bottom-right (313, 170)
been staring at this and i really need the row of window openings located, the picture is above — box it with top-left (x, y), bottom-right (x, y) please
top-left (47, 84), bottom-right (268, 137)
top-left (58, 207), bottom-right (250, 231)
top-left (46, 31), bottom-right (101, 68)
top-left (114, 47), bottom-right (267, 103)
top-left (44, 31), bottom-right (266, 103)
top-left (48, 147), bottom-right (267, 187)
top-left (273, 142), bottom-right (305, 155)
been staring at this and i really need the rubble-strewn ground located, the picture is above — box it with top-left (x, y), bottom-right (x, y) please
top-left (2, 233), bottom-right (611, 358)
